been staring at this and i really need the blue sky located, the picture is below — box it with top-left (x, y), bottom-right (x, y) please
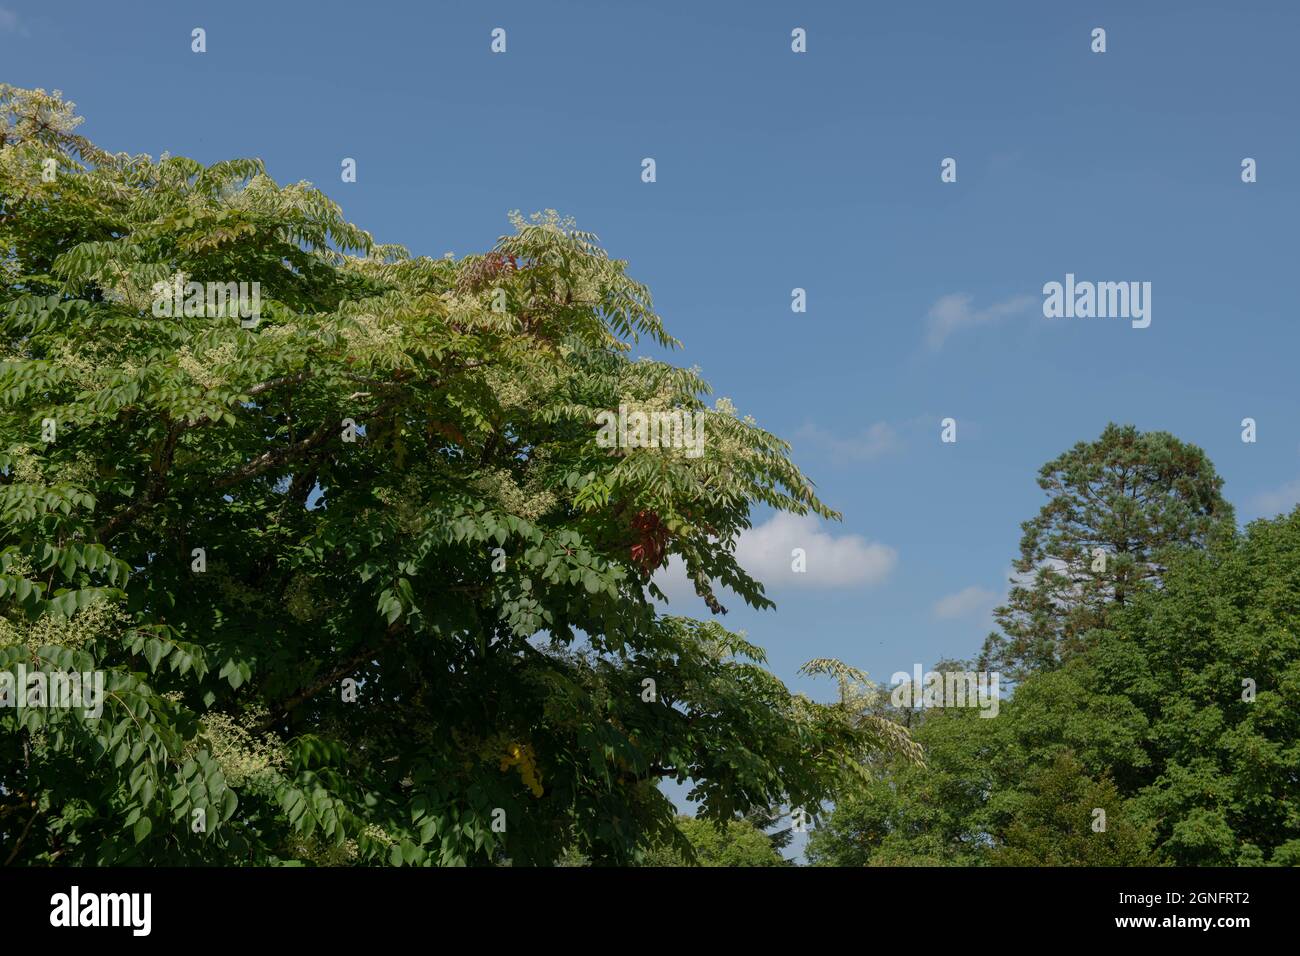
top-left (6, 0), bottom-right (1299, 836)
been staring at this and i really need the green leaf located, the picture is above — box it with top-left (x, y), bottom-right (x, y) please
top-left (144, 638), bottom-right (165, 672)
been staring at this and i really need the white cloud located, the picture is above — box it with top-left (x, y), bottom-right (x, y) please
top-left (1249, 479), bottom-right (1300, 516)
top-left (649, 556), bottom-right (700, 605)
top-left (932, 586), bottom-right (1000, 620)
top-left (0, 8), bottom-right (20, 33)
top-left (651, 512), bottom-right (897, 605)
top-left (737, 512), bottom-right (896, 588)
top-left (795, 421), bottom-right (898, 463)
top-left (924, 292), bottom-right (1035, 350)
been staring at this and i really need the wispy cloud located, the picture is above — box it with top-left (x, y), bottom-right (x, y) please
top-left (932, 585), bottom-right (1000, 620)
top-left (796, 421), bottom-right (899, 463)
top-left (924, 292), bottom-right (1035, 350)
top-left (0, 7), bottom-right (21, 34)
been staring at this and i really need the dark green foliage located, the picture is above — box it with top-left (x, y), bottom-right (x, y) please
top-left (812, 507), bottom-right (1300, 867)
top-left (0, 87), bottom-right (916, 865)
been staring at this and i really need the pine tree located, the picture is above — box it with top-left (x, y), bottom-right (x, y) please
top-left (980, 423), bottom-right (1233, 681)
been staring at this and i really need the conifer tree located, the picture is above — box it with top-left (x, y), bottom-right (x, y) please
top-left (980, 423), bottom-right (1232, 680)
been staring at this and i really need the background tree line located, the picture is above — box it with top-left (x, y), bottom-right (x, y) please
top-left (806, 424), bottom-right (1299, 866)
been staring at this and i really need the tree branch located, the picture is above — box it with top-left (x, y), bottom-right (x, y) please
top-left (93, 371), bottom-right (316, 542)
top-left (94, 419), bottom-right (183, 541)
top-left (3, 804), bottom-right (41, 866)
top-left (253, 620), bottom-right (405, 734)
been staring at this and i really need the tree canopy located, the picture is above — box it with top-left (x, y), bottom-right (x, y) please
top-left (639, 814), bottom-right (787, 867)
top-left (0, 86), bottom-right (917, 865)
top-left (812, 485), bottom-right (1300, 867)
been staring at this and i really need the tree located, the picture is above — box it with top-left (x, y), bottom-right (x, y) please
top-left (807, 705), bottom-right (1007, 867)
top-left (1105, 509), bottom-right (1300, 865)
top-left (980, 423), bottom-right (1233, 681)
top-left (639, 814), bottom-right (785, 867)
top-left (0, 86), bottom-right (917, 865)
top-left (812, 504), bottom-right (1300, 867)
top-left (741, 805), bottom-right (796, 856)
top-left (989, 751), bottom-right (1160, 867)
